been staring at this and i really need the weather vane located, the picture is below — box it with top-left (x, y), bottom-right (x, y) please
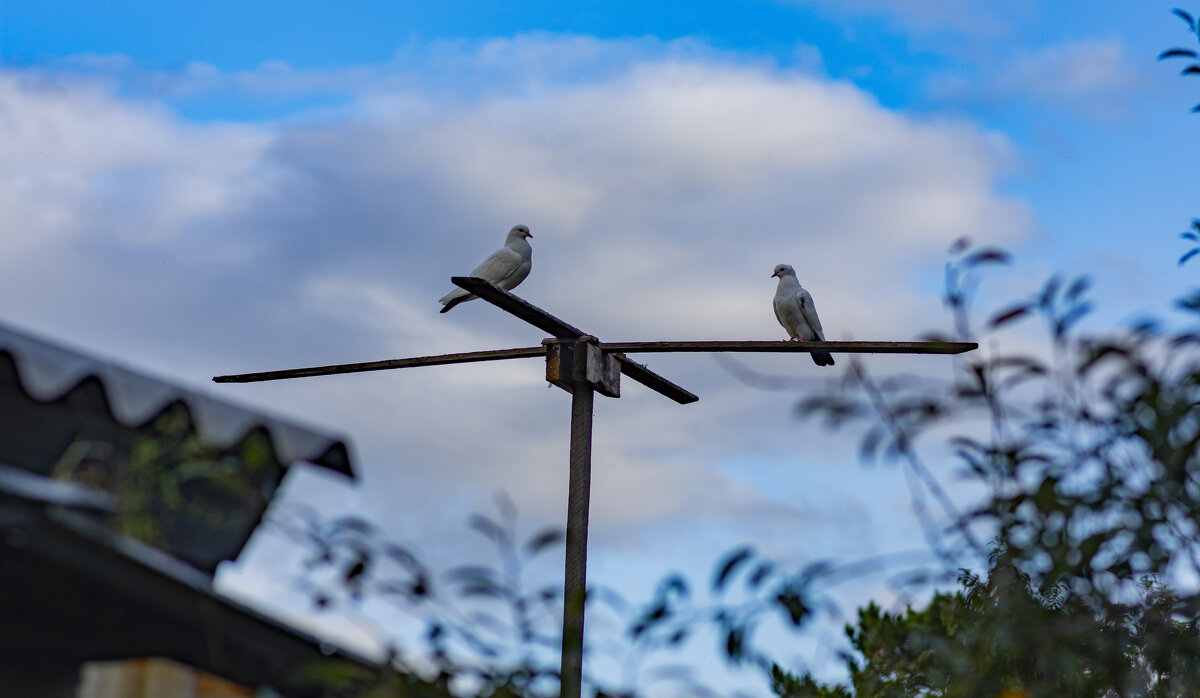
top-left (215, 229), bottom-right (975, 698)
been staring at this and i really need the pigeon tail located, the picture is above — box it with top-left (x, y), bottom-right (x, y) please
top-left (811, 351), bottom-right (835, 367)
top-left (440, 294), bottom-right (473, 313)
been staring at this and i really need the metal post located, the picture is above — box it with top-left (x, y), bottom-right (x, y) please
top-left (560, 379), bottom-right (594, 698)
top-left (212, 278), bottom-right (979, 698)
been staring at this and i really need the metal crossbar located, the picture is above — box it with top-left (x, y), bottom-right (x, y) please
top-left (215, 276), bottom-right (977, 698)
top-left (213, 347), bottom-right (546, 383)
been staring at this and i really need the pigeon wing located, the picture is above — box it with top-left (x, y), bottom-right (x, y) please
top-left (469, 246), bottom-right (524, 284)
top-left (798, 288), bottom-right (827, 341)
top-left (438, 247), bottom-right (523, 306)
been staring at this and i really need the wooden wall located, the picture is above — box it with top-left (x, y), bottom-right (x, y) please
top-left (77, 658), bottom-right (253, 698)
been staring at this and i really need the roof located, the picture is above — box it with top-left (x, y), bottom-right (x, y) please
top-left (0, 321), bottom-right (355, 571)
top-left (0, 322), bottom-right (352, 475)
top-left (0, 465), bottom-right (379, 696)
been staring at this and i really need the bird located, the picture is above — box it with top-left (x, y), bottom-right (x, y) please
top-left (439, 225), bottom-right (533, 313)
top-left (771, 263), bottom-right (835, 366)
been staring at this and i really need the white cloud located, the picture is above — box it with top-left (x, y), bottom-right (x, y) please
top-left (0, 37), bottom-right (1030, 683)
top-left (928, 38), bottom-right (1143, 117)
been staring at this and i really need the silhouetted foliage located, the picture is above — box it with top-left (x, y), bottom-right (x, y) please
top-left (754, 236), bottom-right (1200, 696)
top-left (287, 13), bottom-right (1200, 693)
top-left (1179, 219), bottom-right (1200, 266)
top-left (775, 550), bottom-right (1200, 698)
top-left (293, 230), bottom-right (1200, 696)
top-left (1161, 8), bottom-right (1200, 111)
top-left (271, 496), bottom-right (582, 696)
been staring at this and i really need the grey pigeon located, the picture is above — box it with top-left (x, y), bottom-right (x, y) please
top-left (772, 263), bottom-right (834, 366)
top-left (439, 225), bottom-right (533, 313)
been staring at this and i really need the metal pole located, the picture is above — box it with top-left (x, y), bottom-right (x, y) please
top-left (560, 381), bottom-right (594, 698)
top-left (213, 346), bottom-right (545, 383)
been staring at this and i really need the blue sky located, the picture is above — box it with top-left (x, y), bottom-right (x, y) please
top-left (2, 0), bottom-right (1198, 694)
top-left (8, 0), bottom-right (1191, 285)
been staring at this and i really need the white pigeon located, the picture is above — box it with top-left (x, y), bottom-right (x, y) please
top-left (771, 263), bottom-right (835, 366)
top-left (439, 225), bottom-right (533, 313)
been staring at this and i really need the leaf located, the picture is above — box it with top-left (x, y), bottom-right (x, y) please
top-left (1054, 301), bottom-right (1093, 339)
top-left (659, 572), bottom-right (690, 601)
top-left (1180, 231), bottom-right (1199, 242)
top-left (776, 586), bottom-right (811, 625)
top-left (1182, 65), bottom-right (1200, 75)
top-left (343, 558), bottom-right (367, 583)
top-left (468, 513), bottom-right (508, 546)
top-left (1170, 331), bottom-right (1200, 347)
top-left (988, 303), bottom-right (1032, 329)
top-left (522, 527), bottom-right (565, 557)
top-left (458, 579), bottom-right (507, 598)
top-left (1179, 248), bottom-right (1200, 266)
top-left (1064, 276), bottom-right (1091, 303)
top-left (713, 546), bottom-right (755, 592)
top-left (747, 561), bottom-right (776, 590)
top-left (799, 560), bottom-right (835, 582)
top-left (1128, 317), bottom-right (1161, 335)
top-left (1040, 274), bottom-right (1063, 309)
top-left (375, 578), bottom-right (428, 601)
top-left (1159, 48), bottom-right (1198, 59)
top-left (495, 490), bottom-right (518, 520)
top-left (382, 543), bottom-right (422, 571)
top-left (1173, 8), bottom-right (1196, 30)
top-left (725, 626), bottom-right (746, 662)
top-left (962, 247), bottom-right (1012, 268)
top-left (445, 564), bottom-right (498, 585)
top-left (948, 237), bottom-right (971, 256)
top-left (630, 602), bottom-right (669, 638)
top-left (860, 426), bottom-right (886, 463)
top-left (1176, 293), bottom-right (1200, 314)
top-left (668, 627), bottom-right (690, 646)
top-left (586, 584), bottom-right (629, 613)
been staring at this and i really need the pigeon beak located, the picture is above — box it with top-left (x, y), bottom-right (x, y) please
top-left (770, 272), bottom-right (777, 278)
top-left (526, 232), bottom-right (533, 238)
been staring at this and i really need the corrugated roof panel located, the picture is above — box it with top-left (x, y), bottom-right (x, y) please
top-left (0, 322), bottom-right (353, 477)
